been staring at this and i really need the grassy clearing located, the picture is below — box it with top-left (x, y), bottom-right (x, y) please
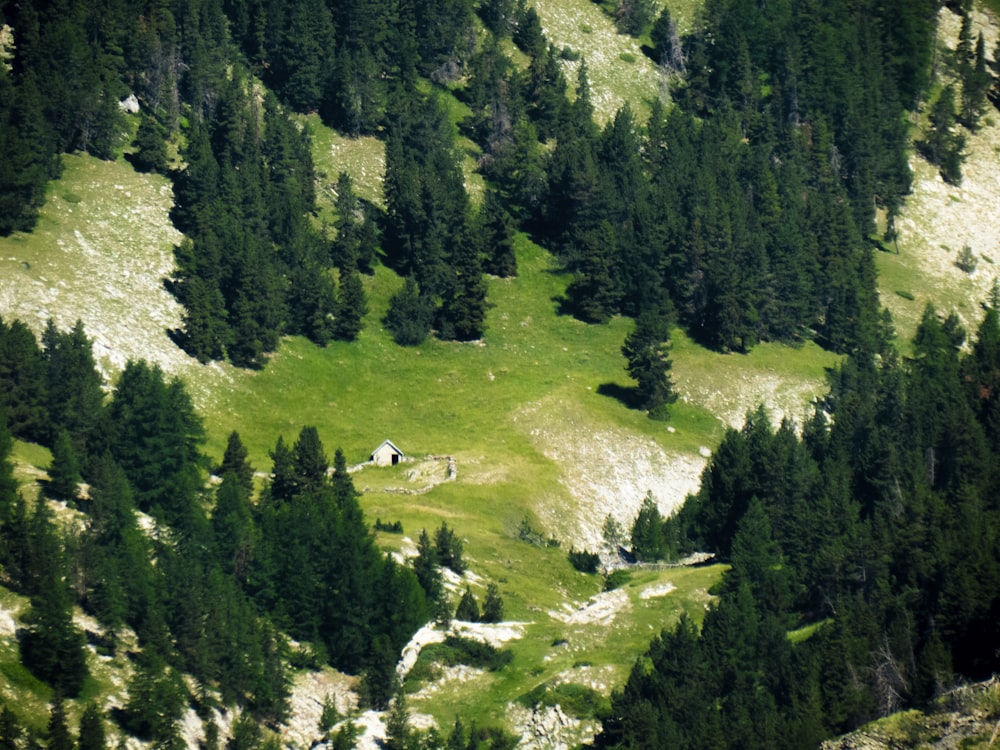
top-left (300, 114), bottom-right (386, 207)
top-left (0, 588), bottom-right (50, 734)
top-left (0, 146), bottom-right (839, 735)
top-left (408, 562), bottom-right (723, 730)
top-left (0, 3), bottom-right (915, 730)
top-left (532, 0), bottom-right (667, 122)
top-left (878, 7), bottom-right (1000, 348)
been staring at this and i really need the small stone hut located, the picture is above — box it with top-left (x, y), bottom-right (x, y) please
top-left (370, 439), bottom-right (404, 466)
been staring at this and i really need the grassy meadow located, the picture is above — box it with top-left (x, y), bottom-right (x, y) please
top-left (11, 0), bottom-right (1000, 734)
top-left (0, 143), bottom-right (835, 731)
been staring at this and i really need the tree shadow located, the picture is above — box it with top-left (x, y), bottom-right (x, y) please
top-left (597, 382), bottom-right (643, 410)
top-left (551, 294), bottom-right (577, 317)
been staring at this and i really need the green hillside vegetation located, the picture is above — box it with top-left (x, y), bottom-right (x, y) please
top-left (1, 0), bottom-right (1000, 746)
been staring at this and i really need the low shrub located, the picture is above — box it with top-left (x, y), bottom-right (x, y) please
top-left (568, 548), bottom-right (601, 574)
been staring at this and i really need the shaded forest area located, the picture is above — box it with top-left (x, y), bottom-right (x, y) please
top-left (593, 300), bottom-right (1000, 748)
top-left (3, 0), bottom-right (1000, 746)
top-left (0, 316), bottom-right (437, 744)
top-left (3, 0), bottom-right (988, 369)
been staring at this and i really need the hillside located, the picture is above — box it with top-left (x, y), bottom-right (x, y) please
top-left (1, 0), bottom-right (999, 747)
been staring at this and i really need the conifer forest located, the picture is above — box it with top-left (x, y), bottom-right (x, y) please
top-left (2, 0), bottom-right (1000, 746)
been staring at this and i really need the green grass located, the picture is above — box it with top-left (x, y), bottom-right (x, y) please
top-left (787, 619), bottom-right (831, 644)
top-left (0, 145), bottom-right (835, 735)
top-left (0, 589), bottom-right (51, 734)
top-left (531, 0), bottom-right (667, 123)
top-left (300, 114), bottom-right (386, 207)
top-left (0, 9), bottom-right (896, 731)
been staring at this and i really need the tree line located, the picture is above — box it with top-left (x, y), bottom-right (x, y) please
top-left (7, 0), bottom-right (995, 380)
top-left (0, 316), bottom-right (475, 744)
top-left (592, 297), bottom-right (1000, 748)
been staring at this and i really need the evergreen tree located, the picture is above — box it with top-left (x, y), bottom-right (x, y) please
top-left (268, 436), bottom-right (296, 504)
top-left (291, 426), bottom-right (328, 495)
top-left (331, 172), bottom-right (362, 269)
top-left (480, 188), bottom-right (518, 278)
top-left (631, 491), bottom-right (665, 561)
top-left (0, 414), bottom-right (18, 524)
top-left (383, 691), bottom-right (412, 750)
top-left (46, 429), bottom-right (81, 502)
top-left (435, 522), bottom-right (465, 573)
top-left (108, 360), bottom-right (205, 522)
top-left (42, 320), bottom-right (106, 466)
top-left (437, 233), bottom-right (489, 342)
top-left (959, 32), bottom-right (991, 130)
top-left (19, 504), bottom-right (89, 697)
top-left (0, 70), bottom-right (59, 234)
top-left (481, 583), bottom-right (504, 623)
top-left (83, 455), bottom-right (154, 639)
top-left (121, 647), bottom-right (186, 745)
top-left (385, 277), bottom-right (434, 346)
top-left (212, 472), bottom-right (257, 583)
top-left (0, 317), bottom-right (49, 443)
top-left (46, 695), bottom-right (72, 750)
top-left (651, 7), bottom-right (685, 73)
top-left (622, 312), bottom-right (678, 420)
top-left (332, 263), bottom-right (368, 342)
top-left (0, 706), bottom-right (22, 750)
top-left (414, 529), bottom-right (443, 601)
top-left (77, 704), bottom-right (106, 750)
top-left (565, 223), bottom-right (622, 324)
top-left (216, 430), bottom-right (255, 496)
top-left (616, 0), bottom-right (656, 36)
top-left (131, 113), bottom-right (169, 174)
top-left (330, 448), bottom-right (359, 510)
top-left (455, 586), bottom-right (480, 621)
top-left (920, 85), bottom-right (966, 185)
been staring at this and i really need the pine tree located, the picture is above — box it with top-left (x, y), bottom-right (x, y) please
top-left (385, 277), bottom-right (434, 346)
top-left (565, 223), bottom-right (622, 323)
top-left (292, 426), bottom-right (328, 495)
top-left (46, 429), bottom-right (81, 502)
top-left (332, 263), bottom-right (368, 342)
top-left (0, 414), bottom-right (20, 524)
top-left (651, 7), bottom-right (685, 73)
top-left (108, 360), bottom-right (204, 521)
top-left (383, 690), bottom-right (412, 750)
top-left (480, 189), bottom-right (518, 278)
top-left (42, 320), bottom-right (107, 466)
top-left (0, 705), bottom-right (23, 750)
top-left (455, 586), bottom-right (480, 621)
top-left (921, 85), bottom-right (965, 185)
top-left (959, 32), bottom-right (991, 130)
top-left (268, 435), bottom-right (296, 504)
top-left (622, 311), bottom-right (678, 420)
top-left (212, 472), bottom-right (256, 583)
top-left (0, 317), bottom-right (49, 443)
top-left (77, 703), bottom-right (106, 750)
top-left (19, 510), bottom-right (89, 697)
top-left (46, 694), bottom-right (73, 750)
top-left (131, 113), bottom-right (169, 174)
top-left (481, 583), bottom-right (504, 623)
top-left (216, 430), bottom-right (255, 496)
top-left (332, 172), bottom-right (361, 269)
top-left (631, 491), bottom-right (665, 561)
top-left (435, 522), bottom-right (465, 573)
top-left (414, 529), bottom-right (443, 601)
top-left (121, 647), bottom-right (186, 744)
top-left (437, 233), bottom-right (489, 342)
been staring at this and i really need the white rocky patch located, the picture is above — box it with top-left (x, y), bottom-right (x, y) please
top-left (283, 668), bottom-right (356, 749)
top-left (508, 703), bottom-right (602, 750)
top-left (0, 605), bottom-right (18, 637)
top-left (548, 588), bottom-right (630, 627)
top-left (639, 581), bottom-right (676, 600)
